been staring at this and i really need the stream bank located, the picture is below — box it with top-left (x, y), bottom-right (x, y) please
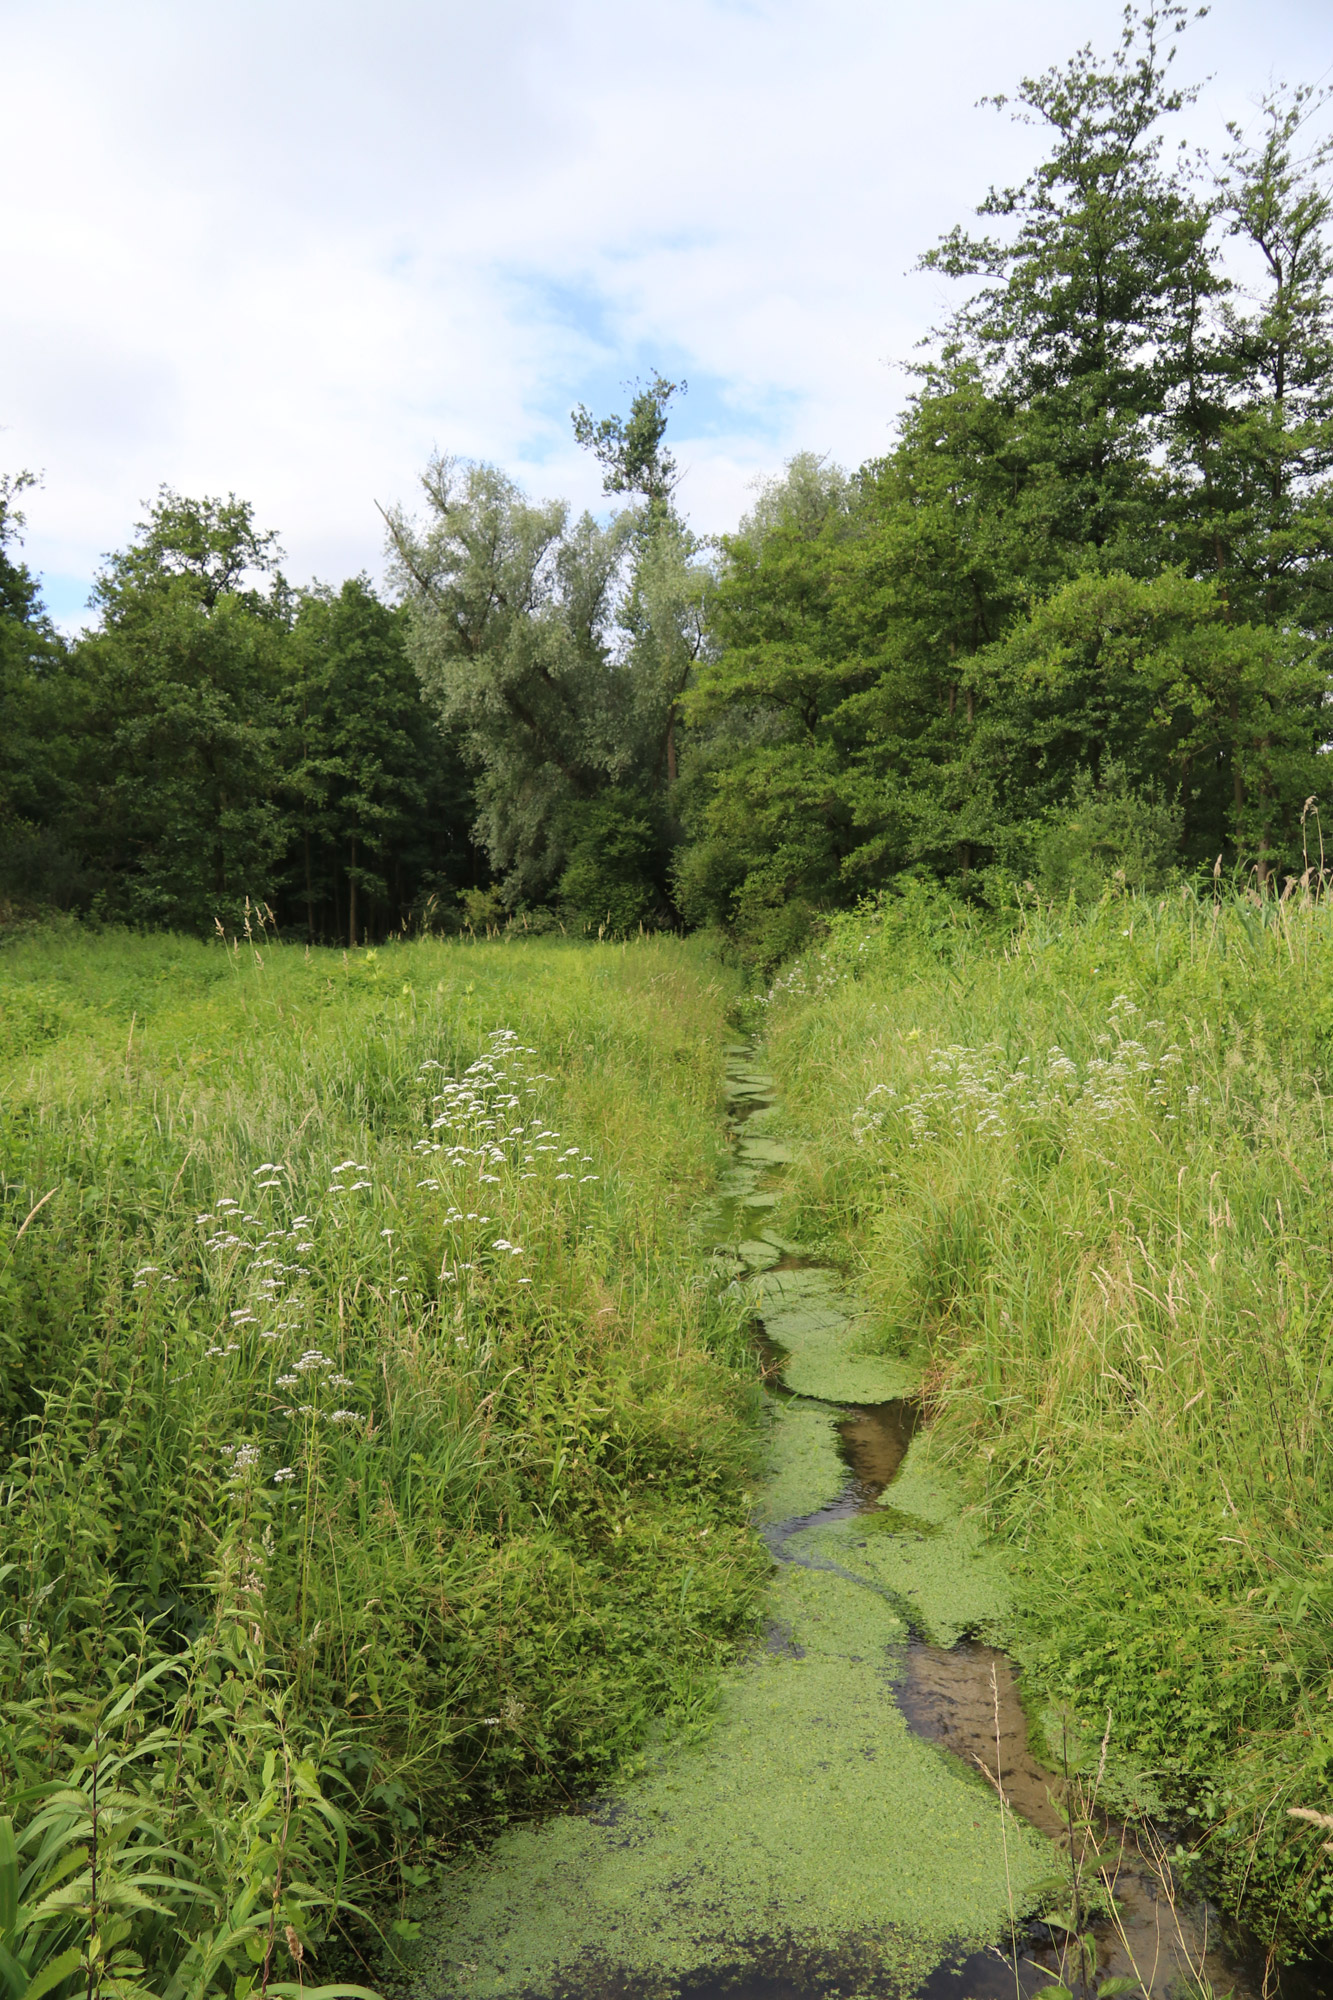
top-left (408, 1042), bottom-right (1250, 2000)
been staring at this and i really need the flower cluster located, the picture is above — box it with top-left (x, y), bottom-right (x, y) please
top-left (414, 1027), bottom-right (599, 1284)
top-left (141, 1026), bottom-right (598, 1494)
top-left (759, 952), bottom-right (845, 1009)
top-left (853, 995), bottom-right (1198, 1150)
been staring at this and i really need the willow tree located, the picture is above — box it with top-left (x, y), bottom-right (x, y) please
top-left (386, 455), bottom-right (694, 924)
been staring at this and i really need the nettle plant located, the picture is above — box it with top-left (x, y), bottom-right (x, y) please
top-left (2, 1024), bottom-right (621, 2000)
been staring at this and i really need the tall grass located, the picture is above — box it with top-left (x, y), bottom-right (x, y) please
top-left (0, 926), bottom-right (765, 1999)
top-left (761, 883), bottom-right (1333, 1966)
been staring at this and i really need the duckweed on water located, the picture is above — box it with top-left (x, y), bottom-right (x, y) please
top-left (789, 1439), bottom-right (1012, 1653)
top-left (414, 1533), bottom-right (1049, 2000)
top-left (410, 1042), bottom-right (1053, 1999)
top-left (752, 1397), bottom-right (846, 1526)
top-left (755, 1267), bottom-right (918, 1405)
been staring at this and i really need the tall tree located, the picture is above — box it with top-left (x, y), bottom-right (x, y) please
top-left (571, 373), bottom-right (686, 516)
top-left (1171, 88), bottom-right (1333, 631)
top-left (679, 6), bottom-right (1333, 950)
top-left (389, 436), bottom-right (705, 927)
top-left (285, 578), bottom-right (480, 944)
top-left (920, 2), bottom-right (1216, 567)
top-left (0, 474), bottom-right (88, 910)
top-left (74, 491), bottom-right (291, 929)
top-left (388, 457), bottom-right (637, 907)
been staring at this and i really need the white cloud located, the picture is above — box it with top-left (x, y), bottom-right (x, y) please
top-left (3, 0), bottom-right (1330, 621)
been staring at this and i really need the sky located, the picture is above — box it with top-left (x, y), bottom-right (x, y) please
top-left (3, 0), bottom-right (1332, 627)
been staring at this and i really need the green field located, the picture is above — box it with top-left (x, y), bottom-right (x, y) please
top-left (8, 896), bottom-right (1333, 1996)
top-left (0, 928), bottom-right (765, 1999)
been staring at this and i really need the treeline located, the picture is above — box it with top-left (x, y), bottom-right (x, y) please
top-left (0, 481), bottom-right (481, 941)
top-left (4, 4), bottom-right (1333, 959)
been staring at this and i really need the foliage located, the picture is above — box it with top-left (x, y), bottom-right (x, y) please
top-left (10, 18), bottom-right (1333, 955)
top-left (1031, 761), bottom-right (1180, 900)
top-left (557, 790), bottom-right (662, 934)
top-left (389, 448), bottom-right (710, 928)
top-left (74, 499), bottom-right (292, 930)
top-left (283, 580), bottom-right (477, 946)
top-left (0, 927), bottom-right (764, 1990)
top-left (0, 494), bottom-right (482, 940)
top-left (760, 879), bottom-right (1333, 1963)
top-left (571, 373), bottom-right (687, 514)
top-left (0, 478), bottom-right (91, 918)
top-left (677, 11), bottom-right (1333, 960)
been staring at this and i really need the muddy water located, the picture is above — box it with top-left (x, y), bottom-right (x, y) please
top-left (410, 1039), bottom-right (1273, 2000)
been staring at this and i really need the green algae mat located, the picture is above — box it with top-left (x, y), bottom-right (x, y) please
top-left (408, 1046), bottom-right (1051, 1999)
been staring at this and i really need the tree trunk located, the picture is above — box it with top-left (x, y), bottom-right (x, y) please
top-left (348, 836), bottom-right (358, 950)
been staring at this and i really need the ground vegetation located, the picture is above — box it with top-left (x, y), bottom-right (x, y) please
top-left (0, 927), bottom-right (764, 1998)
top-left (756, 875), bottom-right (1333, 1968)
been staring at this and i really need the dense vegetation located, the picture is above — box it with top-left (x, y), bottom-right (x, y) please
top-left (7, 2), bottom-right (1333, 1987)
top-left (0, 930), bottom-right (763, 1998)
top-left (760, 880), bottom-right (1333, 1970)
top-left (6, 8), bottom-right (1333, 957)
top-left (0, 479), bottom-right (482, 941)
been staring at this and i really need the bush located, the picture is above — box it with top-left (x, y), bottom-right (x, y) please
top-left (1033, 761), bottom-right (1181, 901)
top-left (557, 791), bottom-right (664, 934)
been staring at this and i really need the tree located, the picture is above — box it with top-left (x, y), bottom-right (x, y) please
top-left (675, 456), bottom-right (867, 955)
top-left (388, 445), bottom-right (705, 926)
top-left (966, 569), bottom-right (1326, 877)
top-left (0, 474), bottom-right (89, 911)
top-left (1170, 87), bottom-right (1333, 642)
top-left (93, 488), bottom-right (284, 613)
top-left (920, 3), bottom-right (1216, 566)
top-left (388, 457), bottom-right (638, 906)
top-left (284, 578), bottom-right (480, 944)
top-left (571, 373), bottom-right (686, 515)
top-left (676, 7), bottom-right (1333, 947)
top-left (74, 491), bottom-right (291, 928)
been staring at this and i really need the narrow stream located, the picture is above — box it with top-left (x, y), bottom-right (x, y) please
top-left (716, 1040), bottom-right (1264, 2000)
top-left (414, 1039), bottom-right (1314, 2000)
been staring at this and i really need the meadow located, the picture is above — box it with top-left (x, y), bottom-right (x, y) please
top-left (11, 888), bottom-right (1333, 1995)
top-left (759, 883), bottom-right (1333, 1972)
top-left (0, 925), bottom-right (766, 2000)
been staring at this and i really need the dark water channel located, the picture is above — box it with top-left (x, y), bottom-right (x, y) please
top-left (716, 1040), bottom-right (1308, 2000)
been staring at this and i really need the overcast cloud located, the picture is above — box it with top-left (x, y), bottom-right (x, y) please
top-left (3, 0), bottom-right (1331, 623)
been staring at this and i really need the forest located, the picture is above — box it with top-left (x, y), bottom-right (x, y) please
top-left (5, 5), bottom-right (1333, 959)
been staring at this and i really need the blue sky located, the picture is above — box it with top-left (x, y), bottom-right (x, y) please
top-left (3, 0), bottom-right (1332, 627)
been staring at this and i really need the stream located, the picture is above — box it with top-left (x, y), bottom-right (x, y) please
top-left (412, 1040), bottom-right (1278, 2000)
